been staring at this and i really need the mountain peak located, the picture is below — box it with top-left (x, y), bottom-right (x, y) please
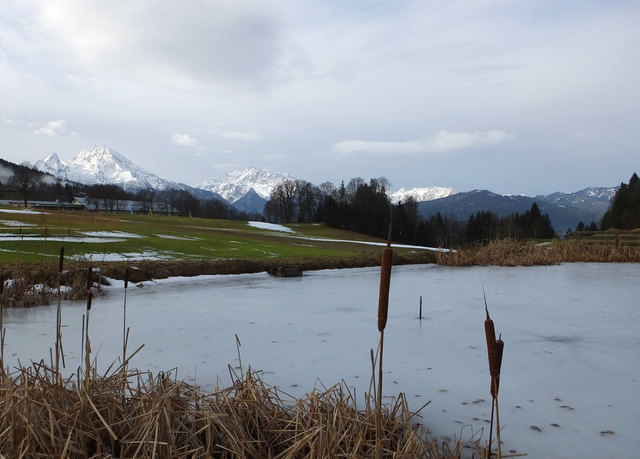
top-left (196, 167), bottom-right (291, 203)
top-left (34, 145), bottom-right (173, 191)
top-left (390, 186), bottom-right (458, 203)
top-left (35, 152), bottom-right (67, 178)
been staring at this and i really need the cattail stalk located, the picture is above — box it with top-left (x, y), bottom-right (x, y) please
top-left (483, 289), bottom-right (504, 459)
top-left (55, 246), bottom-right (65, 381)
top-left (83, 265), bottom-right (93, 392)
top-left (123, 268), bottom-right (129, 371)
top-left (84, 290), bottom-right (92, 392)
top-left (376, 236), bottom-right (393, 459)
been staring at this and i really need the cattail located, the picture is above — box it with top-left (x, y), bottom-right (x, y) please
top-left (492, 335), bottom-right (504, 397)
top-left (124, 267), bottom-right (129, 289)
top-left (483, 291), bottom-right (499, 380)
top-left (377, 244), bottom-right (393, 332)
top-left (86, 289), bottom-right (92, 311)
top-left (58, 246), bottom-right (65, 273)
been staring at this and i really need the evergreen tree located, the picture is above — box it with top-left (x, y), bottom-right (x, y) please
top-left (602, 173), bottom-right (640, 229)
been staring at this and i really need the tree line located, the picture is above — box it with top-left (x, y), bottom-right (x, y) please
top-left (601, 173), bottom-right (640, 230)
top-left (264, 177), bottom-right (556, 247)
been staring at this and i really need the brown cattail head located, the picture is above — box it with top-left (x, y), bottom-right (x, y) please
top-left (483, 290), bottom-right (500, 379)
top-left (58, 246), bottom-right (65, 273)
top-left (491, 335), bottom-right (505, 397)
top-left (124, 267), bottom-right (129, 289)
top-left (377, 244), bottom-right (393, 331)
top-left (485, 318), bottom-right (499, 376)
top-left (0, 274), bottom-right (4, 295)
top-left (87, 266), bottom-right (93, 291)
top-left (86, 289), bottom-right (93, 311)
top-left (496, 334), bottom-right (504, 373)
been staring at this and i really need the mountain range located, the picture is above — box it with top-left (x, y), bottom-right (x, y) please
top-left (34, 146), bottom-right (223, 201)
top-left (24, 145), bottom-right (618, 233)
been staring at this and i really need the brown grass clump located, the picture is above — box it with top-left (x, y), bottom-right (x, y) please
top-left (0, 362), bottom-right (462, 458)
top-left (0, 260), bottom-right (105, 307)
top-left (437, 238), bottom-right (640, 267)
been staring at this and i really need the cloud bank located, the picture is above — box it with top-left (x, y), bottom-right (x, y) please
top-left (334, 130), bottom-right (511, 155)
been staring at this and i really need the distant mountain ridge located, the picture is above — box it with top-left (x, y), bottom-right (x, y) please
top-left (390, 186), bottom-right (457, 203)
top-left (27, 146), bottom-right (618, 231)
top-left (35, 146), bottom-right (174, 191)
top-left (535, 187), bottom-right (618, 214)
top-left (196, 167), bottom-right (291, 203)
top-left (417, 188), bottom-right (617, 234)
top-left (34, 146), bottom-right (223, 200)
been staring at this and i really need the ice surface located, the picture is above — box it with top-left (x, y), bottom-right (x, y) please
top-left (2, 263), bottom-right (638, 458)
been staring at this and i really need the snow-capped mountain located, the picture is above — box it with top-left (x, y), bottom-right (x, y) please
top-left (390, 186), bottom-right (458, 203)
top-left (34, 153), bottom-right (67, 177)
top-left (35, 146), bottom-right (177, 191)
top-left (196, 167), bottom-right (292, 203)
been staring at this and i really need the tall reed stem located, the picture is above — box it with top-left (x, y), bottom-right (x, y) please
top-left (55, 246), bottom-right (65, 383)
top-left (123, 268), bottom-right (129, 372)
top-left (376, 231), bottom-right (393, 459)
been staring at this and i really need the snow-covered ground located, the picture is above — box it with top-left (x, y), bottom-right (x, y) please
top-left (0, 209), bottom-right (46, 215)
top-left (247, 221), bottom-right (295, 233)
top-left (2, 263), bottom-right (638, 458)
top-left (0, 219), bottom-right (38, 227)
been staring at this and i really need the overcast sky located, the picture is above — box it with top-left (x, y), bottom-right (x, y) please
top-left (1, 0), bottom-right (639, 195)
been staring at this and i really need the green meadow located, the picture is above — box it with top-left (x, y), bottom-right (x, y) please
top-left (0, 208), bottom-right (436, 271)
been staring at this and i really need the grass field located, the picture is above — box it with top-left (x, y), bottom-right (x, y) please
top-left (0, 208), bottom-right (436, 270)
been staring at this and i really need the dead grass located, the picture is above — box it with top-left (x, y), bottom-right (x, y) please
top-left (437, 238), bottom-right (640, 267)
top-left (0, 260), bottom-right (105, 307)
top-left (0, 357), bottom-right (468, 458)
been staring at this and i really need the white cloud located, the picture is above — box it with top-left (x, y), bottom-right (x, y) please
top-left (33, 120), bottom-right (68, 136)
top-left (171, 133), bottom-right (200, 147)
top-left (36, 1), bottom-right (284, 88)
top-left (220, 131), bottom-right (264, 141)
top-left (334, 130), bottom-right (511, 155)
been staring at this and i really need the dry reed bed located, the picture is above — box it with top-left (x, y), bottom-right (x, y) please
top-left (0, 363), bottom-right (463, 458)
top-left (437, 239), bottom-right (640, 267)
top-left (0, 262), bottom-right (103, 307)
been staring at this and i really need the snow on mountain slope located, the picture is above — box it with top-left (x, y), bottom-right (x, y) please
top-left (390, 186), bottom-right (458, 203)
top-left (196, 167), bottom-right (291, 203)
top-left (35, 146), bottom-right (175, 191)
top-left (34, 153), bottom-right (67, 177)
top-left (539, 187), bottom-right (618, 206)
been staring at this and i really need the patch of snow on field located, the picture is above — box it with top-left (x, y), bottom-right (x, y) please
top-left (80, 231), bottom-right (145, 238)
top-left (290, 235), bottom-right (445, 251)
top-left (0, 220), bottom-right (37, 227)
top-left (0, 209), bottom-right (46, 215)
top-left (0, 235), bottom-right (126, 243)
top-left (248, 221), bottom-right (294, 233)
top-left (153, 234), bottom-right (201, 241)
top-left (73, 251), bottom-right (176, 262)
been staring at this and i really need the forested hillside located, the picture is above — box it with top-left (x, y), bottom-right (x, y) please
top-left (601, 173), bottom-right (640, 230)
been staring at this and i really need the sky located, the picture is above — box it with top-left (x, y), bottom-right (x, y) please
top-left (1, 0), bottom-right (639, 196)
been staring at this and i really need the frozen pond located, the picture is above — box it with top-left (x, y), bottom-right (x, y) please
top-left (3, 263), bottom-right (639, 458)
